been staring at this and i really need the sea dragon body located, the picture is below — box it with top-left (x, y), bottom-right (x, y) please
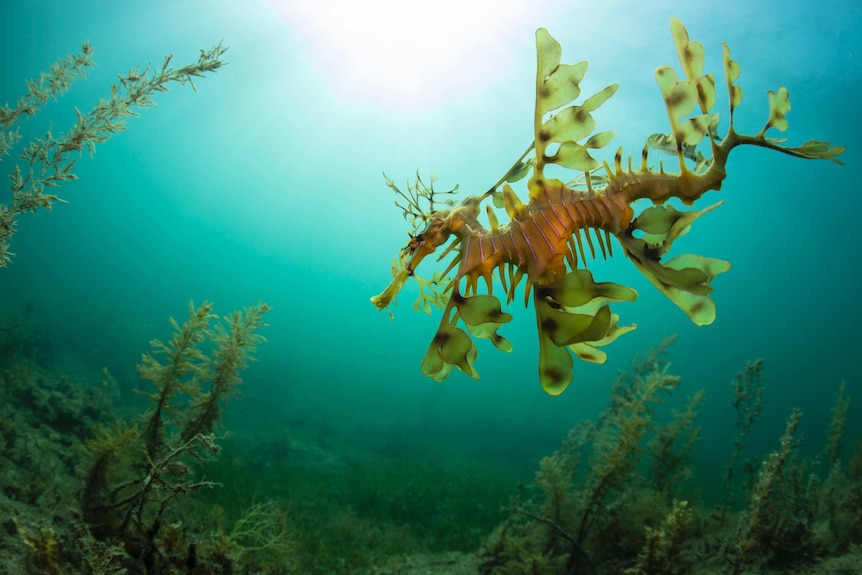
top-left (371, 19), bottom-right (843, 395)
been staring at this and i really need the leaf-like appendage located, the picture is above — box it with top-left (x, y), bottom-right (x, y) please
top-left (454, 293), bottom-right (513, 352)
top-left (551, 141), bottom-right (597, 172)
top-left (630, 202), bottom-right (722, 256)
top-left (535, 28), bottom-right (561, 82)
top-left (540, 62), bottom-right (589, 115)
top-left (677, 114), bottom-right (711, 146)
top-left (671, 18), bottom-right (705, 81)
top-left (656, 67), bottom-right (698, 128)
top-left (533, 270), bottom-right (636, 394)
top-left (696, 74), bottom-right (717, 111)
top-left (656, 21), bottom-right (726, 171)
top-left (547, 268), bottom-right (637, 310)
top-left (671, 19), bottom-right (719, 119)
top-left (788, 140), bottom-right (846, 163)
top-left (766, 86), bottom-right (791, 132)
top-left (541, 105), bottom-right (597, 144)
top-left (569, 314), bottom-right (636, 364)
top-left (504, 159), bottom-right (532, 184)
top-left (530, 28), bottom-right (617, 188)
top-left (721, 43), bottom-right (743, 118)
top-left (491, 190), bottom-right (505, 208)
top-left (582, 84), bottom-right (618, 112)
top-left (618, 202), bottom-right (728, 325)
top-left (421, 323), bottom-right (479, 381)
top-left (585, 130), bottom-right (615, 149)
top-left (537, 327), bottom-right (572, 396)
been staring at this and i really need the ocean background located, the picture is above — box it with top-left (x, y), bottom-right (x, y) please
top-left (1, 0), bottom-right (859, 521)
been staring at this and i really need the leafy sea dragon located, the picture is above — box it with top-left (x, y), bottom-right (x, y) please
top-left (371, 19), bottom-right (844, 395)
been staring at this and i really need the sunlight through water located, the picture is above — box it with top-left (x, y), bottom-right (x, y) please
top-left (267, 0), bottom-right (551, 110)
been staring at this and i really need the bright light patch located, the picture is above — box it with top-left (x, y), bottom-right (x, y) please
top-left (268, 0), bottom-right (546, 110)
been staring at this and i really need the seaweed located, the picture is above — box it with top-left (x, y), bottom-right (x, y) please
top-left (625, 500), bottom-right (692, 575)
top-left (726, 409), bottom-right (803, 573)
top-left (716, 359), bottom-right (765, 526)
top-left (80, 300), bottom-right (270, 574)
top-left (479, 343), bottom-right (861, 575)
top-left (0, 40), bottom-right (226, 267)
top-left (479, 336), bottom-right (692, 574)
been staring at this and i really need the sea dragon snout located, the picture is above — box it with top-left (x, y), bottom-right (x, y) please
top-left (373, 19), bottom-right (844, 394)
top-left (370, 214), bottom-right (452, 311)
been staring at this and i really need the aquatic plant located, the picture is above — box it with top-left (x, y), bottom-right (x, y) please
top-left (625, 499), bottom-right (692, 575)
top-left (0, 41), bottom-right (226, 267)
top-left (17, 523), bottom-right (62, 575)
top-left (372, 18), bottom-right (844, 395)
top-left (209, 500), bottom-right (296, 571)
top-left (722, 381), bottom-right (862, 569)
top-left (479, 337), bottom-right (692, 574)
top-left (823, 381), bottom-right (850, 468)
top-left (478, 337), bottom-right (862, 575)
top-left (81, 301), bottom-right (269, 573)
top-left (727, 409), bottom-right (802, 573)
top-left (647, 388), bottom-right (703, 500)
top-left (716, 359), bottom-right (765, 526)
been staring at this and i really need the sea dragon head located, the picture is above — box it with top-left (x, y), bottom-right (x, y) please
top-left (371, 174), bottom-right (467, 313)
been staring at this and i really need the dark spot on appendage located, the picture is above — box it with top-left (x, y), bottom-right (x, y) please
top-left (665, 91), bottom-right (686, 109)
top-left (573, 109), bottom-right (590, 124)
top-left (538, 130), bottom-right (551, 143)
top-left (543, 366), bottom-right (566, 384)
top-left (541, 317), bottom-right (558, 333)
top-left (690, 300), bottom-right (706, 313)
top-left (433, 331), bottom-right (450, 345)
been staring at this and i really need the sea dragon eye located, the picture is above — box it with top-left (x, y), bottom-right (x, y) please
top-left (407, 234), bottom-right (423, 251)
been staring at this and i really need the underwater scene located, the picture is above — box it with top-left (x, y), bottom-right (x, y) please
top-left (0, 0), bottom-right (860, 573)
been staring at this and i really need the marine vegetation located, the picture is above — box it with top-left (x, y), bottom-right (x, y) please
top-left (371, 18), bottom-right (844, 395)
top-left (2, 303), bottom-right (860, 574)
top-left (0, 39), bottom-right (226, 267)
top-left (477, 339), bottom-right (862, 575)
top-left (81, 300), bottom-right (272, 574)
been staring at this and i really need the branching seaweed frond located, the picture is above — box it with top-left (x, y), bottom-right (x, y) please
top-left (576, 357), bottom-right (682, 545)
top-left (81, 300), bottom-right (270, 570)
top-left (729, 408), bottom-right (801, 575)
top-left (180, 301), bottom-right (271, 442)
top-left (0, 43), bottom-right (95, 157)
top-left (0, 41), bottom-right (227, 268)
top-left (138, 301), bottom-right (215, 458)
top-left (717, 358), bottom-right (765, 526)
top-left (823, 381), bottom-right (850, 468)
top-left (218, 500), bottom-right (295, 560)
top-left (626, 499), bottom-right (693, 575)
top-left (649, 389), bottom-right (705, 498)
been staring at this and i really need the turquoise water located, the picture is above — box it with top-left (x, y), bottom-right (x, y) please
top-left (1, 0), bottom-right (859, 504)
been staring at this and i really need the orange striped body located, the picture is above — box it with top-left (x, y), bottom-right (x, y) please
top-left (452, 182), bottom-right (633, 300)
